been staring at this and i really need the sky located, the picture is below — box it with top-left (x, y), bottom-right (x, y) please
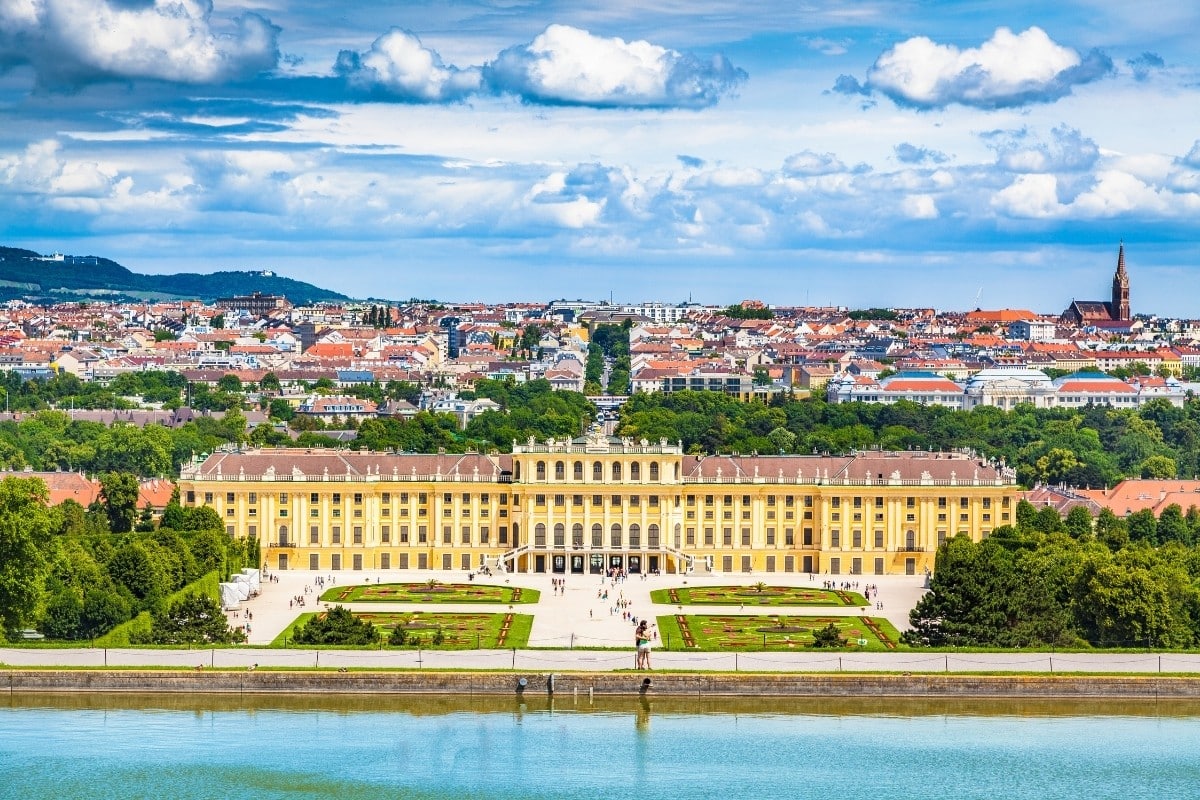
top-left (2, 1), bottom-right (1199, 316)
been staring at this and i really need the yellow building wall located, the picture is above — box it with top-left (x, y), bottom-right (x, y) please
top-left (181, 446), bottom-right (1017, 577)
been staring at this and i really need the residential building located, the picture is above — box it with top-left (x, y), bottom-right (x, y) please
top-left (295, 395), bottom-right (378, 424)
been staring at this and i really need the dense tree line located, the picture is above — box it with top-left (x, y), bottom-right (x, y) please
top-left (618, 391), bottom-right (1200, 484)
top-left (345, 379), bottom-right (595, 454)
top-left (906, 500), bottom-right (1200, 649)
top-left (0, 409), bottom-right (247, 475)
top-left (0, 475), bottom-right (255, 642)
top-left (721, 304), bottom-right (774, 320)
top-left (4, 378), bottom-right (1199, 485)
top-left (0, 369), bottom-right (247, 412)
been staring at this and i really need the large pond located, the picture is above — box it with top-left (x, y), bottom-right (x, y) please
top-left (3, 694), bottom-right (1198, 799)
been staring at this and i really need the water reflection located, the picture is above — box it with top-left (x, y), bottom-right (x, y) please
top-left (5, 692), bottom-right (1200, 800)
top-left (9, 691), bottom-right (1199, 719)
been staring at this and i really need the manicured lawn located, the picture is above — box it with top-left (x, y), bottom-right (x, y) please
top-left (273, 611), bottom-right (533, 649)
top-left (651, 585), bottom-right (867, 607)
top-left (320, 582), bottom-right (539, 604)
top-left (655, 613), bottom-right (902, 651)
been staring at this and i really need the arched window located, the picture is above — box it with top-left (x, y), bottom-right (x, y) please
top-left (591, 523), bottom-right (603, 547)
top-left (278, 525), bottom-right (289, 546)
top-left (629, 523), bottom-right (641, 548)
top-left (905, 531), bottom-right (916, 550)
top-left (554, 461), bottom-right (565, 480)
top-left (648, 524), bottom-right (660, 548)
top-left (592, 461), bottom-right (603, 481)
top-left (630, 462), bottom-right (641, 481)
top-left (674, 463), bottom-right (680, 480)
top-left (572, 523), bottom-right (583, 547)
top-left (612, 462), bottom-right (622, 481)
top-left (573, 461), bottom-right (583, 481)
top-left (649, 462), bottom-right (659, 481)
top-left (673, 523), bottom-right (682, 548)
top-left (610, 523), bottom-right (623, 548)
top-left (536, 461), bottom-right (546, 481)
top-left (535, 523), bottom-right (546, 547)
top-left (514, 462), bottom-right (521, 480)
top-left (553, 523), bottom-right (565, 547)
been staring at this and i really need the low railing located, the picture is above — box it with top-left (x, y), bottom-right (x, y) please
top-left (678, 475), bottom-right (1014, 487)
top-left (182, 471), bottom-right (510, 483)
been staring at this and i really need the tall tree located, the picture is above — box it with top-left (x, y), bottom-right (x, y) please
top-left (1064, 506), bottom-right (1094, 540)
top-left (0, 476), bottom-right (54, 635)
top-left (99, 472), bottom-right (140, 533)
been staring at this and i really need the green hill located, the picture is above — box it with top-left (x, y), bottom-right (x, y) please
top-left (0, 246), bottom-right (348, 305)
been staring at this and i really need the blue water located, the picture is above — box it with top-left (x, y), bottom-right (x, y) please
top-left (2, 698), bottom-right (1199, 800)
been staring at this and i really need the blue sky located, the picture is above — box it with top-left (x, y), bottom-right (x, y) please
top-left (2, 1), bottom-right (1199, 315)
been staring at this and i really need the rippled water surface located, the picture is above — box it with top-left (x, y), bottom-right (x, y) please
top-left (3, 695), bottom-right (1199, 799)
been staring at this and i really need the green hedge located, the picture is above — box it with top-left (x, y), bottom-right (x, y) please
top-left (95, 571), bottom-right (221, 648)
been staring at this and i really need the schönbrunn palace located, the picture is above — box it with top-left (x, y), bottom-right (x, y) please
top-left (179, 433), bottom-right (1019, 577)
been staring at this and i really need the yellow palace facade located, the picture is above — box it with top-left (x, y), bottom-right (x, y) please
top-left (178, 433), bottom-right (1020, 577)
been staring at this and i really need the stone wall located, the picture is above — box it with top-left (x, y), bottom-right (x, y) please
top-left (5, 670), bottom-right (1200, 698)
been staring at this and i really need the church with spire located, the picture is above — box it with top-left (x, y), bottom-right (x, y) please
top-left (1061, 243), bottom-right (1131, 326)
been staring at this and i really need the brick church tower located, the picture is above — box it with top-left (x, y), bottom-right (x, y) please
top-left (1111, 242), bottom-right (1130, 321)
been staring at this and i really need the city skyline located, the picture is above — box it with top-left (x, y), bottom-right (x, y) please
top-left (2, 2), bottom-right (1199, 315)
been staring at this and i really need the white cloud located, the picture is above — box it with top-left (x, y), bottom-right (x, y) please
top-left (902, 194), bottom-right (939, 219)
top-left (483, 24), bottom-right (745, 108)
top-left (986, 125), bottom-right (1099, 173)
top-left (1180, 140), bottom-right (1200, 168)
top-left (334, 28), bottom-right (480, 101)
top-left (687, 167), bottom-right (765, 189)
top-left (1, 0), bottom-right (278, 85)
top-left (0, 0), bottom-right (39, 29)
top-left (782, 150), bottom-right (847, 176)
top-left (993, 168), bottom-right (1200, 220)
top-left (992, 173), bottom-right (1064, 218)
top-left (844, 27), bottom-right (1112, 109)
top-left (1070, 170), bottom-right (1174, 217)
top-left (0, 139), bottom-right (116, 197)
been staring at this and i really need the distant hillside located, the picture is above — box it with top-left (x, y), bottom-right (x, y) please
top-left (0, 247), bottom-right (348, 306)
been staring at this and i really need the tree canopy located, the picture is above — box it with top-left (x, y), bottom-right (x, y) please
top-left (906, 504), bottom-right (1200, 649)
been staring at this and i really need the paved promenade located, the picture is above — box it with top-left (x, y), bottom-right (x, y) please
top-left (229, 567), bottom-right (928, 648)
top-left (4, 569), bottom-right (1199, 674)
